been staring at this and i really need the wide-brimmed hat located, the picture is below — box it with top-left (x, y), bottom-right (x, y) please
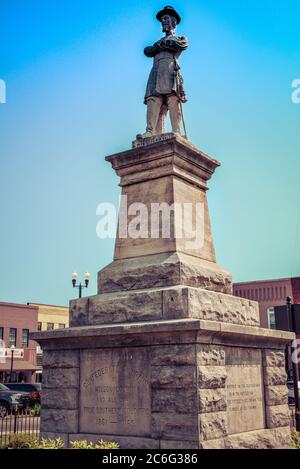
top-left (156, 6), bottom-right (181, 25)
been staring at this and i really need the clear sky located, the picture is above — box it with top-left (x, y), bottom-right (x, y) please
top-left (0, 0), bottom-right (300, 306)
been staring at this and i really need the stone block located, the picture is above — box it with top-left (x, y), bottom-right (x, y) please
top-left (264, 367), bottom-right (287, 386)
top-left (42, 368), bottom-right (79, 388)
top-left (43, 350), bottom-right (79, 369)
top-left (225, 427), bottom-right (292, 449)
top-left (152, 388), bottom-right (198, 414)
top-left (263, 350), bottom-right (285, 368)
top-left (199, 389), bottom-right (227, 413)
top-left (151, 344), bottom-right (196, 366)
top-left (98, 252), bottom-right (232, 295)
top-left (40, 409), bottom-right (78, 433)
top-left (199, 412), bottom-right (228, 441)
top-left (42, 387), bottom-right (78, 410)
top-left (197, 344), bottom-right (225, 366)
top-left (69, 298), bottom-right (90, 327)
top-left (189, 289), bottom-right (259, 326)
top-left (266, 405), bottom-right (291, 429)
top-left (200, 438), bottom-right (226, 449)
top-left (151, 366), bottom-right (196, 388)
top-left (264, 386), bottom-right (288, 406)
top-left (88, 290), bottom-right (163, 325)
top-left (163, 288), bottom-right (189, 320)
top-left (152, 413), bottom-right (199, 441)
top-left (198, 366), bottom-right (227, 389)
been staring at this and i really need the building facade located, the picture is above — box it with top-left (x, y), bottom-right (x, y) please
top-left (29, 303), bottom-right (69, 332)
top-left (28, 303), bottom-right (69, 380)
top-left (0, 302), bottom-right (39, 383)
top-left (233, 277), bottom-right (300, 329)
top-left (0, 302), bottom-right (69, 384)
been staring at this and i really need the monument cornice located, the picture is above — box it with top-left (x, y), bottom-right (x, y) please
top-left (105, 135), bottom-right (220, 190)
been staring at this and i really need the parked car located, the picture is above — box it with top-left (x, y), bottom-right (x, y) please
top-left (5, 383), bottom-right (41, 405)
top-left (0, 383), bottom-right (30, 418)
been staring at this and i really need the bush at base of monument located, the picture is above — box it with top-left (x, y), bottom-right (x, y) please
top-left (1, 434), bottom-right (119, 450)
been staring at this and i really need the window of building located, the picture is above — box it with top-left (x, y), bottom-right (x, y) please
top-left (37, 322), bottom-right (42, 331)
top-left (9, 328), bottom-right (17, 347)
top-left (267, 307), bottom-right (276, 330)
top-left (22, 329), bottom-right (29, 348)
top-left (47, 323), bottom-right (54, 331)
top-left (0, 327), bottom-right (3, 341)
top-left (59, 324), bottom-right (66, 329)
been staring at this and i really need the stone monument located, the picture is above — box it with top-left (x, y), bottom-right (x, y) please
top-left (32, 7), bottom-right (294, 449)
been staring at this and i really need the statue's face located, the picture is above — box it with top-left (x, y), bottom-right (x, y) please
top-left (161, 15), bottom-right (176, 33)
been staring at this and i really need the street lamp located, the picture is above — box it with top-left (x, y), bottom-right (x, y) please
top-left (10, 345), bottom-right (15, 383)
top-left (72, 272), bottom-right (90, 298)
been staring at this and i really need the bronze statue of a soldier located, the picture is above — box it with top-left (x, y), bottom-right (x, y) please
top-left (140, 6), bottom-right (188, 139)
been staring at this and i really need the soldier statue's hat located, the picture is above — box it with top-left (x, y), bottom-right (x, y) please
top-left (156, 6), bottom-right (181, 25)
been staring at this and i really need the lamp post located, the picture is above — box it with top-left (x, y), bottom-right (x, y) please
top-left (72, 272), bottom-right (90, 298)
top-left (10, 345), bottom-right (15, 383)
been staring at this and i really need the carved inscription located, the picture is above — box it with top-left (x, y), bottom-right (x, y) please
top-left (80, 348), bottom-right (151, 436)
top-left (225, 348), bottom-right (265, 435)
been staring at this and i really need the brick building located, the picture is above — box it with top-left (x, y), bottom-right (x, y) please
top-left (0, 301), bottom-right (69, 384)
top-left (0, 302), bottom-right (39, 383)
top-left (233, 276), bottom-right (300, 329)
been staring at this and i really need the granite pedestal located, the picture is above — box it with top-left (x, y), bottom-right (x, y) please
top-left (32, 135), bottom-right (294, 449)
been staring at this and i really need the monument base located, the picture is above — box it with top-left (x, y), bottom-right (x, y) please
top-left (33, 317), bottom-right (293, 449)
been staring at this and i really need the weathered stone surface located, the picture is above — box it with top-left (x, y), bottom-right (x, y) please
top-left (200, 438), bottom-right (226, 449)
top-left (88, 290), bottom-right (163, 325)
top-left (151, 366), bottom-right (196, 388)
top-left (69, 434), bottom-right (160, 449)
top-left (225, 426), bottom-right (292, 449)
top-left (197, 344), bottom-right (225, 366)
top-left (69, 298), bottom-right (90, 327)
top-left (98, 252), bottom-right (232, 295)
top-left (189, 289), bottom-right (259, 326)
top-left (152, 413), bottom-right (199, 441)
top-left (43, 350), bottom-right (79, 369)
top-left (70, 291), bottom-right (163, 327)
top-left (264, 367), bottom-right (287, 386)
top-left (225, 347), bottom-right (265, 435)
top-left (40, 409), bottom-right (78, 433)
top-left (263, 350), bottom-right (285, 368)
top-left (152, 388), bottom-right (198, 414)
top-left (42, 387), bottom-right (78, 410)
top-left (265, 386), bottom-right (288, 406)
top-left (151, 344), bottom-right (196, 366)
top-left (199, 412), bottom-right (228, 441)
top-left (198, 366), bottom-right (227, 389)
top-left (266, 405), bottom-right (291, 429)
top-left (160, 440), bottom-right (199, 449)
top-left (70, 285), bottom-right (260, 327)
top-left (42, 368), bottom-right (79, 388)
top-left (163, 288), bottom-right (189, 320)
top-left (199, 389), bottom-right (227, 413)
top-left (80, 348), bottom-right (151, 437)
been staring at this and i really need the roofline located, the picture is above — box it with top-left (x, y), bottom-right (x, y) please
top-left (233, 277), bottom-right (300, 287)
top-left (0, 302), bottom-right (39, 311)
top-left (27, 303), bottom-right (68, 309)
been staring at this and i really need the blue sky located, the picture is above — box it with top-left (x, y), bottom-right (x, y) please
top-left (0, 0), bottom-right (300, 306)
